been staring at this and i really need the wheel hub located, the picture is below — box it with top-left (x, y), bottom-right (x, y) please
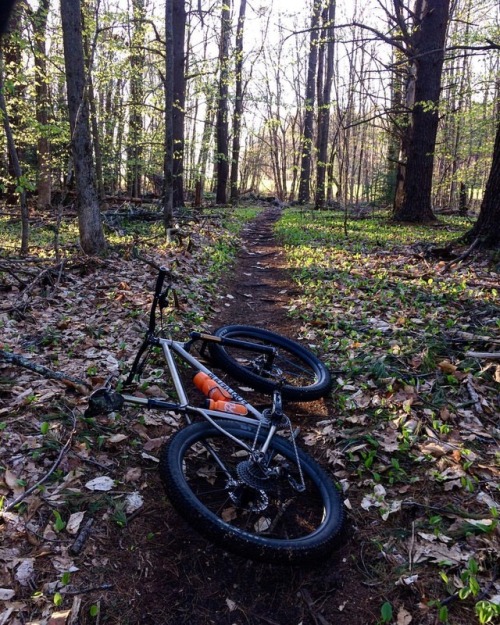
top-left (236, 459), bottom-right (279, 491)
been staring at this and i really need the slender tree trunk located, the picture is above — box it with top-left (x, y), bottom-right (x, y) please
top-left (0, 53), bottom-right (29, 254)
top-left (196, 87), bottom-right (216, 206)
top-left (163, 0), bottom-right (174, 227)
top-left (60, 0), bottom-right (107, 255)
top-left (126, 0), bottom-right (145, 198)
top-left (298, 0), bottom-right (321, 204)
top-left (172, 0), bottom-right (186, 208)
top-left (215, 0), bottom-right (232, 205)
top-left (394, 0), bottom-right (450, 223)
top-left (229, 0), bottom-right (247, 204)
top-left (315, 0), bottom-right (335, 209)
top-left (31, 0), bottom-right (51, 209)
top-left (82, 25), bottom-right (105, 200)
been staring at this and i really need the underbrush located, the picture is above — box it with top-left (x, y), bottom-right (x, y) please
top-left (276, 208), bottom-right (500, 625)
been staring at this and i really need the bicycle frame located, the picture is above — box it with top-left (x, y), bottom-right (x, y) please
top-left (87, 266), bottom-right (286, 455)
top-left (120, 334), bottom-right (282, 454)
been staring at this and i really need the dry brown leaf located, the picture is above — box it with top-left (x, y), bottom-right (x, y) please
top-left (397, 607), bottom-right (412, 624)
top-left (438, 360), bottom-right (457, 374)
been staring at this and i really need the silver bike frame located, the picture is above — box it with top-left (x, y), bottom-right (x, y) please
top-left (121, 337), bottom-right (279, 453)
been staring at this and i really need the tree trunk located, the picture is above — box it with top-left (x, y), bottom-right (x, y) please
top-left (196, 87), bottom-right (216, 205)
top-left (82, 22), bottom-right (105, 201)
top-left (0, 52), bottom-right (29, 254)
top-left (465, 113), bottom-right (500, 247)
top-left (31, 0), bottom-right (51, 209)
top-left (60, 0), bottom-right (107, 255)
top-left (394, 0), bottom-right (450, 223)
top-left (315, 0), bottom-right (335, 209)
top-left (298, 0), bottom-right (321, 204)
top-left (215, 0), bottom-right (232, 205)
top-left (229, 0), bottom-right (247, 204)
top-left (163, 0), bottom-right (174, 227)
top-left (172, 0), bottom-right (186, 208)
top-left (2, 1), bottom-right (24, 204)
top-left (126, 0), bottom-right (145, 198)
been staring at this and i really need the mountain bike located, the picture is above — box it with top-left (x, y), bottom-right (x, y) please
top-left (86, 266), bottom-right (344, 563)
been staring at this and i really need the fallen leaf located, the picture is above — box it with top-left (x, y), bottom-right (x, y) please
top-left (85, 476), bottom-right (114, 491)
top-left (124, 468), bottom-right (142, 483)
top-left (0, 589), bottom-right (15, 600)
top-left (397, 606), bottom-right (412, 624)
top-left (438, 360), bottom-right (457, 374)
top-left (107, 434), bottom-right (128, 444)
top-left (66, 512), bottom-right (85, 536)
top-left (48, 609), bottom-right (72, 624)
top-left (15, 559), bottom-right (35, 586)
top-left (226, 599), bottom-right (237, 611)
top-left (125, 492), bottom-right (144, 514)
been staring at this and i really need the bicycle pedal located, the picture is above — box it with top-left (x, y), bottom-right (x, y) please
top-left (85, 388), bottom-right (125, 417)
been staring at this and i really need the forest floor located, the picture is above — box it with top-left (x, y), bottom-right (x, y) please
top-left (0, 205), bottom-right (499, 625)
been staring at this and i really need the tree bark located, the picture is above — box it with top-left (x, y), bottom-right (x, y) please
top-left (215, 0), bottom-right (232, 205)
top-left (60, 0), bottom-right (107, 255)
top-left (393, 0), bottom-right (450, 223)
top-left (298, 0), bottom-right (322, 204)
top-left (315, 0), bottom-right (335, 209)
top-left (31, 0), bottom-right (51, 209)
top-left (0, 53), bottom-right (29, 254)
top-left (163, 0), bottom-right (174, 227)
top-left (464, 113), bottom-right (500, 247)
top-left (172, 0), bottom-right (186, 208)
top-left (230, 0), bottom-right (247, 204)
top-left (126, 0), bottom-right (145, 198)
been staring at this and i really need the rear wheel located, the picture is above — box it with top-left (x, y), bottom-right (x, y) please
top-left (159, 421), bottom-right (344, 563)
top-left (208, 325), bottom-right (332, 401)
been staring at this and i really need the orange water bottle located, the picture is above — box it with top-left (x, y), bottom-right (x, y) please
top-left (206, 399), bottom-right (248, 415)
top-left (193, 372), bottom-right (232, 401)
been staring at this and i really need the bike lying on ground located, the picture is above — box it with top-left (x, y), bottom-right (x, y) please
top-left (86, 267), bottom-right (344, 563)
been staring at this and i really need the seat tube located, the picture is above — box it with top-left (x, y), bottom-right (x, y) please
top-left (161, 339), bottom-right (188, 406)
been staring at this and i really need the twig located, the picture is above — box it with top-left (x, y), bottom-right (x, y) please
top-left (300, 588), bottom-right (332, 625)
top-left (465, 373), bottom-right (483, 414)
top-left (69, 517), bottom-right (95, 556)
top-left (465, 351), bottom-right (500, 361)
top-left (65, 583), bottom-right (113, 596)
top-left (4, 411), bottom-right (78, 511)
top-left (0, 349), bottom-right (90, 391)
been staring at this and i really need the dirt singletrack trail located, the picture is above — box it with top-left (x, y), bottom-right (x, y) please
top-left (99, 207), bottom-right (376, 625)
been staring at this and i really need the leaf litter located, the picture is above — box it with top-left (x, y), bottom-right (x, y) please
top-left (0, 206), bottom-right (498, 624)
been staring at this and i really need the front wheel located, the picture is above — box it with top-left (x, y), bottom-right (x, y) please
top-left (208, 325), bottom-right (332, 401)
top-left (159, 421), bottom-right (344, 564)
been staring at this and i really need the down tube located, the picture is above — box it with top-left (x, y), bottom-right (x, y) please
top-left (164, 339), bottom-right (263, 420)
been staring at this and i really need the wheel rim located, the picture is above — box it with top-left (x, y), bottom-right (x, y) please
top-left (179, 431), bottom-right (330, 543)
top-left (219, 333), bottom-right (320, 390)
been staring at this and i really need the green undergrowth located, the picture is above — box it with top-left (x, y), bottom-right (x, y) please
top-left (276, 208), bottom-right (500, 625)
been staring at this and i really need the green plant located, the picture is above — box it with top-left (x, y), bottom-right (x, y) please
top-left (475, 600), bottom-right (500, 624)
top-left (379, 601), bottom-right (393, 623)
top-left (111, 500), bottom-right (127, 527)
top-left (53, 510), bottom-right (66, 532)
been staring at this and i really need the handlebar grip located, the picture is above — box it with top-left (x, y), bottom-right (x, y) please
top-left (154, 267), bottom-right (168, 297)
